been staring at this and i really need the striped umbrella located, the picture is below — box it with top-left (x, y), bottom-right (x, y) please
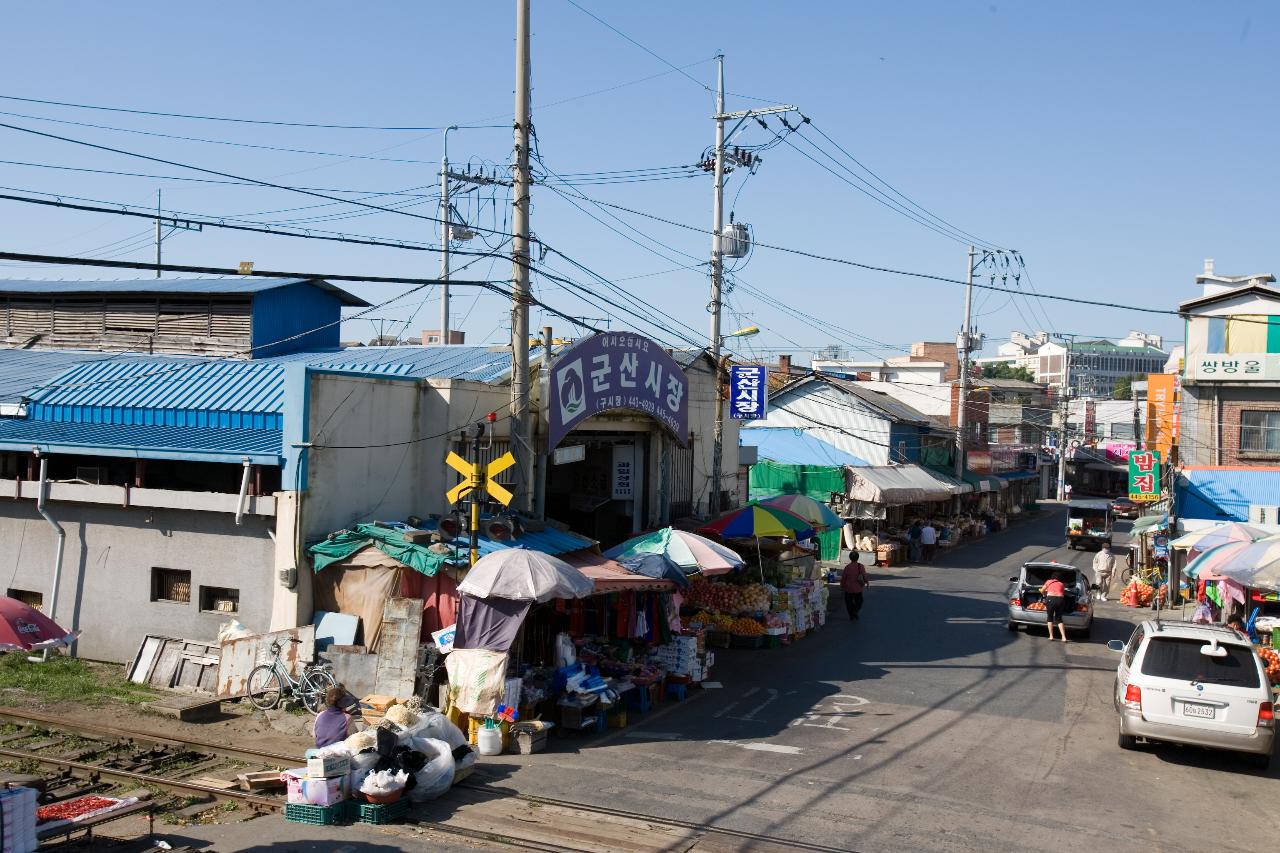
top-left (1185, 537), bottom-right (1280, 588)
top-left (698, 504), bottom-right (816, 541)
top-left (1170, 522), bottom-right (1270, 558)
top-left (604, 528), bottom-right (744, 577)
top-left (757, 495), bottom-right (841, 531)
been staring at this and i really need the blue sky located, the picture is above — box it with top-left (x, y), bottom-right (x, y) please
top-left (0, 2), bottom-right (1275, 361)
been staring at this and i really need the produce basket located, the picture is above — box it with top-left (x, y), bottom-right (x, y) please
top-left (285, 802), bottom-right (351, 826)
top-left (730, 635), bottom-right (763, 649)
top-left (355, 799), bottom-right (410, 825)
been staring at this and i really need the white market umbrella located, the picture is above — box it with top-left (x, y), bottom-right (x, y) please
top-left (458, 548), bottom-right (594, 602)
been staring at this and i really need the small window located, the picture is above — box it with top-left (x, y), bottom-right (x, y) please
top-left (7, 588), bottom-right (42, 611)
top-left (1241, 411), bottom-right (1280, 453)
top-left (1111, 423), bottom-right (1136, 440)
top-left (199, 585), bottom-right (239, 614)
top-left (151, 568), bottom-right (191, 604)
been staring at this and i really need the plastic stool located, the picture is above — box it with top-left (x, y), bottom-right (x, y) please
top-left (626, 685), bottom-right (653, 714)
top-left (592, 712), bottom-right (607, 733)
top-left (665, 681), bottom-right (687, 702)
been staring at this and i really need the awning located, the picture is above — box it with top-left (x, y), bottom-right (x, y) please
top-left (962, 470), bottom-right (1005, 492)
top-left (1130, 514), bottom-right (1168, 535)
top-left (847, 465), bottom-right (956, 506)
top-left (927, 468), bottom-right (973, 495)
top-left (995, 470), bottom-right (1040, 482)
top-left (561, 552), bottom-right (676, 594)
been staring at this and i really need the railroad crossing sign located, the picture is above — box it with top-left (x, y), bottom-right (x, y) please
top-left (445, 451), bottom-right (516, 506)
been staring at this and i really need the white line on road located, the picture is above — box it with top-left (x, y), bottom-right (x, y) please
top-left (710, 739), bottom-right (804, 755)
top-left (713, 686), bottom-right (759, 719)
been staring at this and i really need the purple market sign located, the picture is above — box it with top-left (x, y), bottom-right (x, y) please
top-left (548, 333), bottom-right (690, 450)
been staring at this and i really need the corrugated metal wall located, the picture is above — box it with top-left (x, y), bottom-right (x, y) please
top-left (251, 283), bottom-right (341, 357)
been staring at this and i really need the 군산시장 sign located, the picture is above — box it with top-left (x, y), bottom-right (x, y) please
top-left (1128, 449), bottom-right (1162, 502)
top-left (548, 333), bottom-right (689, 450)
top-left (729, 365), bottom-right (768, 420)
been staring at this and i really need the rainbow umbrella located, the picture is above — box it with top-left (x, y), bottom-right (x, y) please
top-left (758, 495), bottom-right (841, 531)
top-left (1170, 522), bottom-right (1270, 559)
top-left (698, 504), bottom-right (816, 541)
top-left (604, 528), bottom-right (744, 577)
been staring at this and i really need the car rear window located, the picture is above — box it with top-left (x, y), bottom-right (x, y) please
top-left (1139, 638), bottom-right (1260, 688)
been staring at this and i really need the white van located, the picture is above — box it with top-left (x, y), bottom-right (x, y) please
top-left (1109, 621), bottom-right (1274, 768)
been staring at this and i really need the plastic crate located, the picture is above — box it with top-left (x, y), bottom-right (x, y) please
top-left (356, 798), bottom-right (409, 825)
top-left (285, 801), bottom-right (350, 826)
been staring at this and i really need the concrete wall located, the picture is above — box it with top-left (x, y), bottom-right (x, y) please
top-left (0, 501), bottom-right (274, 663)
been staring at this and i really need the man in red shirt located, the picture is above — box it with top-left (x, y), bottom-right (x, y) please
top-left (840, 557), bottom-right (870, 621)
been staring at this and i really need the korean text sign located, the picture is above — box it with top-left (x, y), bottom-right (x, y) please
top-left (1127, 449), bottom-right (1162, 502)
top-left (729, 365), bottom-right (768, 420)
top-left (548, 333), bottom-right (689, 450)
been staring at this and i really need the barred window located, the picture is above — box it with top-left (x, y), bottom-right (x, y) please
top-left (1241, 411), bottom-right (1280, 453)
top-left (151, 568), bottom-right (191, 604)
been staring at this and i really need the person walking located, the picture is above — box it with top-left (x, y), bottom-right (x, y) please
top-left (840, 556), bottom-right (870, 621)
top-left (919, 520), bottom-right (938, 562)
top-left (1041, 573), bottom-right (1069, 642)
top-left (1092, 547), bottom-right (1116, 601)
top-left (907, 520), bottom-right (923, 563)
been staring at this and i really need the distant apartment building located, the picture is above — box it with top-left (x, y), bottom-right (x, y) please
top-left (975, 329), bottom-right (1167, 398)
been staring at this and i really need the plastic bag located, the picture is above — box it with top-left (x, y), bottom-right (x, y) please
top-left (344, 730), bottom-right (377, 753)
top-left (349, 748), bottom-right (381, 794)
top-left (217, 620), bottom-right (253, 644)
top-left (360, 769), bottom-right (408, 797)
top-left (445, 648), bottom-right (508, 715)
top-left (313, 742), bottom-right (351, 761)
top-left (404, 736), bottom-right (456, 802)
top-left (384, 704), bottom-right (420, 729)
top-left (402, 711), bottom-right (467, 751)
top-left (554, 632), bottom-right (576, 668)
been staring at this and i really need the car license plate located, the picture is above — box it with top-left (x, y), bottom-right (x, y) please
top-left (1183, 703), bottom-right (1215, 719)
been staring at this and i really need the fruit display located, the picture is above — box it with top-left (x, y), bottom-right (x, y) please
top-left (1260, 647), bottom-right (1280, 684)
top-left (1027, 601), bottom-right (1046, 611)
top-left (38, 796), bottom-right (121, 823)
top-left (728, 617), bottom-right (765, 636)
top-left (1120, 581), bottom-right (1155, 608)
top-left (684, 580), bottom-right (773, 614)
top-left (688, 610), bottom-right (735, 631)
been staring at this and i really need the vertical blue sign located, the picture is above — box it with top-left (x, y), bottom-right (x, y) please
top-left (729, 365), bottom-right (768, 419)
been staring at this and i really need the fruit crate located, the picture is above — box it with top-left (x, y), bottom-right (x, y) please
top-left (285, 801), bottom-right (351, 826)
top-left (355, 798), bottom-right (409, 825)
top-left (730, 635), bottom-right (763, 649)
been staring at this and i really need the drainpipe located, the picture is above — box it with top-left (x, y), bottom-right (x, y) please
top-left (35, 455), bottom-right (66, 659)
top-left (234, 458), bottom-right (251, 526)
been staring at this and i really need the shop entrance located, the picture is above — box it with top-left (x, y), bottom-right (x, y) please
top-left (546, 432), bottom-right (649, 549)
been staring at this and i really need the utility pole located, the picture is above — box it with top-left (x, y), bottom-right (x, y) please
top-left (1056, 336), bottom-right (1074, 501)
top-left (154, 189), bottom-right (162, 278)
top-left (1131, 381), bottom-right (1142, 450)
top-left (955, 246), bottom-right (977, 480)
top-left (510, 0), bottom-right (533, 514)
top-left (708, 54), bottom-right (727, 518)
top-left (440, 125), bottom-right (458, 345)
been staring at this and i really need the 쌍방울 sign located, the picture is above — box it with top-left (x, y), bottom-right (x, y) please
top-left (548, 333), bottom-right (689, 450)
top-left (729, 365), bottom-right (768, 419)
top-left (1128, 449), bottom-right (1162, 502)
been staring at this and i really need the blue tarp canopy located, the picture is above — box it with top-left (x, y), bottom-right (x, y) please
top-left (740, 427), bottom-right (868, 467)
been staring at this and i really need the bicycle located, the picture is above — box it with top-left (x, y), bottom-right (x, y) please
top-left (245, 638), bottom-right (337, 714)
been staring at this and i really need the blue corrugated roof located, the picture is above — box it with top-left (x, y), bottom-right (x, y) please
top-left (1177, 467), bottom-right (1280, 522)
top-left (302, 346), bottom-right (523, 383)
top-left (0, 277), bottom-right (369, 307)
top-left (740, 427), bottom-right (869, 467)
top-left (0, 349), bottom-right (122, 403)
top-left (0, 419), bottom-right (281, 464)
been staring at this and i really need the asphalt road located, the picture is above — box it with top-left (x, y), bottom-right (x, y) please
top-left (472, 506), bottom-right (1278, 853)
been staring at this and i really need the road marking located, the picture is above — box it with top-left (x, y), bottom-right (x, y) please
top-left (713, 686), bottom-right (759, 719)
top-left (791, 694), bottom-right (870, 729)
top-left (710, 739), bottom-right (804, 755)
top-left (725, 687), bottom-right (780, 721)
top-left (623, 731), bottom-right (685, 740)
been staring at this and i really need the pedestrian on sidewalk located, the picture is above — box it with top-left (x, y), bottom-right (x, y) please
top-left (907, 520), bottom-right (923, 563)
top-left (840, 556), bottom-right (869, 621)
top-left (919, 520), bottom-right (938, 562)
top-left (1092, 547), bottom-right (1116, 601)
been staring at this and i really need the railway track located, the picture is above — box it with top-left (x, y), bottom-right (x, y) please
top-left (0, 708), bottom-right (840, 852)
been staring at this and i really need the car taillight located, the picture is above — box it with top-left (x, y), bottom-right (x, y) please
top-left (1258, 702), bottom-right (1274, 728)
top-left (1010, 597), bottom-right (1021, 606)
top-left (1123, 684), bottom-right (1142, 711)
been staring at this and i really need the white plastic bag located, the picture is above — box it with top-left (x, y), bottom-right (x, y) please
top-left (360, 769), bottom-right (408, 797)
top-left (445, 648), bottom-right (508, 715)
top-left (217, 620), bottom-right (253, 643)
top-left (404, 737), bottom-right (456, 802)
top-left (348, 748), bottom-right (380, 795)
top-left (555, 632), bottom-right (576, 668)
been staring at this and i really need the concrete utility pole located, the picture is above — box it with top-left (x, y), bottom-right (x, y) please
top-left (1056, 337), bottom-right (1074, 501)
top-left (955, 246), bottom-right (977, 479)
top-left (154, 189), bottom-right (162, 278)
top-left (440, 125), bottom-right (458, 345)
top-left (708, 54), bottom-right (727, 518)
top-left (510, 0), bottom-right (533, 513)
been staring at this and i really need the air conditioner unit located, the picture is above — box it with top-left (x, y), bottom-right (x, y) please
top-left (1248, 505), bottom-right (1280, 525)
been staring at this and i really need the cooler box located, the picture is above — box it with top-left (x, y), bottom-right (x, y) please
top-left (283, 769), bottom-right (349, 806)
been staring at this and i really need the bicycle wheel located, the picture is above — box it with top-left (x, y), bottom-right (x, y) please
top-left (246, 665), bottom-right (284, 711)
top-left (300, 668), bottom-right (337, 714)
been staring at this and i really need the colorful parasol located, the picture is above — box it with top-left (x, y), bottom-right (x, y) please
top-left (0, 597), bottom-right (79, 653)
top-left (1170, 522), bottom-right (1270, 558)
top-left (757, 495), bottom-right (841, 530)
top-left (1185, 537), bottom-right (1280, 587)
top-left (604, 528), bottom-right (744, 577)
top-left (698, 504), bottom-right (816, 541)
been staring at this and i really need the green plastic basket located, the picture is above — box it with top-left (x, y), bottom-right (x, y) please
top-left (356, 798), bottom-right (409, 824)
top-left (285, 801), bottom-right (350, 826)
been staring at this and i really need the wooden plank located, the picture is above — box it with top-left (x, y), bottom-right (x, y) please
top-left (372, 598), bottom-right (422, 699)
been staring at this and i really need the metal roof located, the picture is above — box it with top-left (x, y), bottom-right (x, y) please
top-left (301, 346), bottom-right (525, 383)
top-left (739, 427), bottom-right (869, 467)
top-left (0, 419), bottom-right (281, 464)
top-left (0, 277), bottom-right (370, 307)
top-left (0, 349), bottom-right (121, 403)
top-left (791, 375), bottom-right (933, 425)
top-left (1178, 466), bottom-right (1280, 523)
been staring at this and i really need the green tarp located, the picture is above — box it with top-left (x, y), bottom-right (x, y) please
top-left (748, 460), bottom-right (845, 561)
top-left (308, 523), bottom-right (447, 575)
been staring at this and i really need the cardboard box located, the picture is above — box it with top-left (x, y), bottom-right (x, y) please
top-left (283, 769), bottom-right (349, 806)
top-left (305, 754), bottom-right (351, 779)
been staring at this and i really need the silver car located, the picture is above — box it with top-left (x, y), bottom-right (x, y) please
top-left (1005, 561), bottom-right (1095, 638)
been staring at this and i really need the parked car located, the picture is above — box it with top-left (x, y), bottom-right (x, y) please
top-left (1006, 561), bottom-right (1095, 637)
top-left (1110, 497), bottom-right (1141, 519)
top-left (1108, 620), bottom-right (1274, 768)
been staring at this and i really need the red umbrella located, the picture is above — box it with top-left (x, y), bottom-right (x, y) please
top-left (0, 598), bottom-right (78, 652)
